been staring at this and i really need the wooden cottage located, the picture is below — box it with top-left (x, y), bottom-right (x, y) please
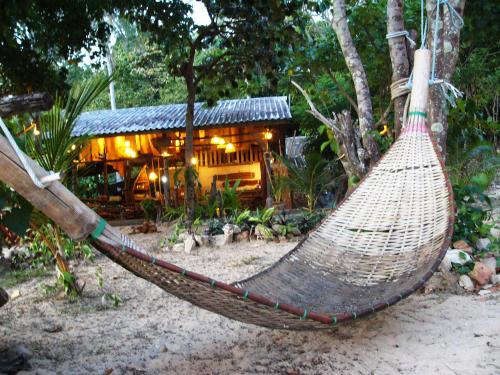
top-left (72, 96), bottom-right (292, 219)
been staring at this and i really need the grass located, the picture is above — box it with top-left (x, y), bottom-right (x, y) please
top-left (0, 268), bottom-right (52, 289)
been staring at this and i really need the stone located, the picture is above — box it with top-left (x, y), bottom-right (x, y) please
top-left (2, 245), bottom-right (29, 260)
top-left (491, 274), bottom-right (500, 285)
top-left (232, 225), bottom-right (242, 234)
top-left (235, 231), bottom-right (250, 242)
top-left (212, 234), bottom-right (227, 247)
top-left (194, 234), bottom-right (210, 247)
top-left (452, 240), bottom-right (473, 253)
top-left (222, 224), bottom-right (234, 245)
top-left (42, 321), bottom-right (63, 333)
top-left (10, 289), bottom-right (21, 300)
top-left (490, 227), bottom-right (500, 239)
top-left (184, 235), bottom-right (196, 254)
top-left (481, 257), bottom-right (497, 274)
top-left (441, 249), bottom-right (471, 271)
top-left (476, 238), bottom-right (491, 251)
top-left (478, 289), bottom-right (492, 296)
top-left (171, 243), bottom-right (184, 252)
top-left (178, 232), bottom-right (188, 241)
top-left (458, 275), bottom-right (474, 291)
top-left (469, 262), bottom-right (493, 285)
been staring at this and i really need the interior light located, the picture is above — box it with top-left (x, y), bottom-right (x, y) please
top-left (264, 131), bottom-right (273, 140)
top-left (71, 144), bottom-right (76, 150)
top-left (161, 175), bottom-right (168, 183)
top-left (33, 124), bottom-right (40, 136)
top-left (124, 140), bottom-right (131, 148)
top-left (225, 143), bottom-right (236, 154)
top-left (191, 157), bottom-right (198, 165)
top-left (149, 171), bottom-right (158, 181)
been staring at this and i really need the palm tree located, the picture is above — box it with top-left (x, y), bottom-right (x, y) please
top-left (276, 153), bottom-right (337, 212)
top-left (26, 75), bottom-right (112, 294)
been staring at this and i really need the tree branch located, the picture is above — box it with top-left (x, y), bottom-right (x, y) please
top-left (326, 69), bottom-right (359, 115)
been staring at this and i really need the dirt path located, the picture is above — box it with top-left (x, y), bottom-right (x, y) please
top-left (1, 226), bottom-right (499, 375)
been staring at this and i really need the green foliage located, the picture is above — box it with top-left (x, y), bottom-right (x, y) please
top-left (451, 260), bottom-right (476, 275)
top-left (163, 206), bottom-right (184, 222)
top-left (167, 222), bottom-right (185, 247)
top-left (25, 75), bottom-right (112, 179)
top-left (0, 268), bottom-right (51, 289)
top-left (277, 153), bottom-right (334, 212)
top-left (140, 199), bottom-right (157, 223)
top-left (453, 181), bottom-right (494, 246)
top-left (206, 219), bottom-right (224, 236)
top-left (295, 210), bottom-right (325, 234)
top-left (221, 179), bottom-right (240, 216)
top-left (248, 207), bottom-right (276, 227)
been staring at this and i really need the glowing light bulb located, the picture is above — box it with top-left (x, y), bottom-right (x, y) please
top-left (71, 144), bottom-right (76, 150)
top-left (161, 175), bottom-right (168, 183)
top-left (191, 157), bottom-right (198, 165)
top-left (264, 131), bottom-right (273, 140)
top-left (124, 140), bottom-right (131, 148)
top-left (33, 124), bottom-right (40, 136)
top-left (149, 171), bottom-right (158, 181)
top-left (225, 143), bottom-right (236, 154)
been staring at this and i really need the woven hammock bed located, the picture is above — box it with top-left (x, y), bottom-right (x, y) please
top-left (0, 49), bottom-right (454, 330)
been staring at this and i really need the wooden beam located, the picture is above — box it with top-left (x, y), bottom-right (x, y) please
top-left (0, 92), bottom-right (53, 117)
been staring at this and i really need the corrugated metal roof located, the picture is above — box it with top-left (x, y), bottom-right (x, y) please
top-left (72, 96), bottom-right (291, 137)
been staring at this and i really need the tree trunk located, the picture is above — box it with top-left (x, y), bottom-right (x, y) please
top-left (331, 0), bottom-right (380, 165)
top-left (184, 69), bottom-right (196, 226)
top-left (426, 0), bottom-right (466, 154)
top-left (0, 92), bottom-right (52, 117)
top-left (387, 0), bottom-right (411, 137)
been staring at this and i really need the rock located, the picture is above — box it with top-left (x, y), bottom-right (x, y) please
top-left (0, 287), bottom-right (8, 307)
top-left (194, 234), bottom-right (210, 247)
top-left (2, 245), bottom-right (29, 260)
top-left (476, 238), bottom-right (491, 251)
top-left (171, 243), bottom-right (184, 252)
top-left (458, 275), bottom-right (474, 291)
top-left (481, 257), bottom-right (497, 274)
top-left (491, 274), bottom-right (500, 285)
top-left (184, 235), bottom-right (196, 254)
top-left (232, 225), bottom-right (242, 234)
top-left (469, 262), bottom-right (493, 285)
top-left (0, 345), bottom-right (32, 373)
top-left (222, 224), bottom-right (234, 245)
top-left (452, 240), bottom-right (473, 253)
top-left (42, 321), bottom-right (63, 333)
top-left (178, 232), bottom-right (188, 241)
top-left (441, 249), bottom-right (471, 271)
top-left (235, 230), bottom-right (250, 242)
top-left (10, 289), bottom-right (21, 300)
top-left (290, 226), bottom-right (302, 236)
top-left (490, 227), bottom-right (500, 239)
top-left (478, 289), bottom-right (492, 296)
top-left (212, 234), bottom-right (227, 247)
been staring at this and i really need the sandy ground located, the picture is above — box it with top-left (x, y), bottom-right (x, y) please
top-left (1, 224), bottom-right (499, 375)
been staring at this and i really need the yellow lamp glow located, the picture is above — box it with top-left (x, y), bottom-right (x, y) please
top-left (149, 171), bottom-right (158, 181)
top-left (161, 151), bottom-right (172, 157)
top-left (124, 140), bottom-right (131, 148)
top-left (71, 144), bottom-right (76, 150)
top-left (225, 143), bottom-right (236, 154)
top-left (264, 131), bottom-right (273, 140)
top-left (211, 136), bottom-right (225, 147)
top-left (33, 124), bottom-right (40, 136)
top-left (191, 157), bottom-right (198, 165)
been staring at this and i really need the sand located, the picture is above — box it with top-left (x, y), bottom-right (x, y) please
top-left (1, 224), bottom-right (499, 375)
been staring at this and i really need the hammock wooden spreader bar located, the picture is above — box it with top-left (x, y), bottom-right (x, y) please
top-left (0, 49), bottom-right (454, 330)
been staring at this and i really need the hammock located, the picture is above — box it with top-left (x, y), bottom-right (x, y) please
top-left (0, 49), bottom-right (453, 330)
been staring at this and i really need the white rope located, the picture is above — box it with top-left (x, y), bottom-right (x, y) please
top-left (0, 117), bottom-right (59, 188)
top-left (386, 30), bottom-right (416, 48)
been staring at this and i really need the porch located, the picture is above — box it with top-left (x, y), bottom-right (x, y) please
top-left (72, 96), bottom-right (292, 219)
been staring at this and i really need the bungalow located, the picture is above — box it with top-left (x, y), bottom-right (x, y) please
top-left (72, 96), bottom-right (293, 218)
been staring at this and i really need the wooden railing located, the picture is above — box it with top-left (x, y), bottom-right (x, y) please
top-left (194, 147), bottom-right (263, 167)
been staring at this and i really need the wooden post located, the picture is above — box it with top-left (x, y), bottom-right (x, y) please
top-left (264, 152), bottom-right (273, 208)
top-left (103, 155), bottom-right (109, 201)
top-left (162, 157), bottom-right (170, 207)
